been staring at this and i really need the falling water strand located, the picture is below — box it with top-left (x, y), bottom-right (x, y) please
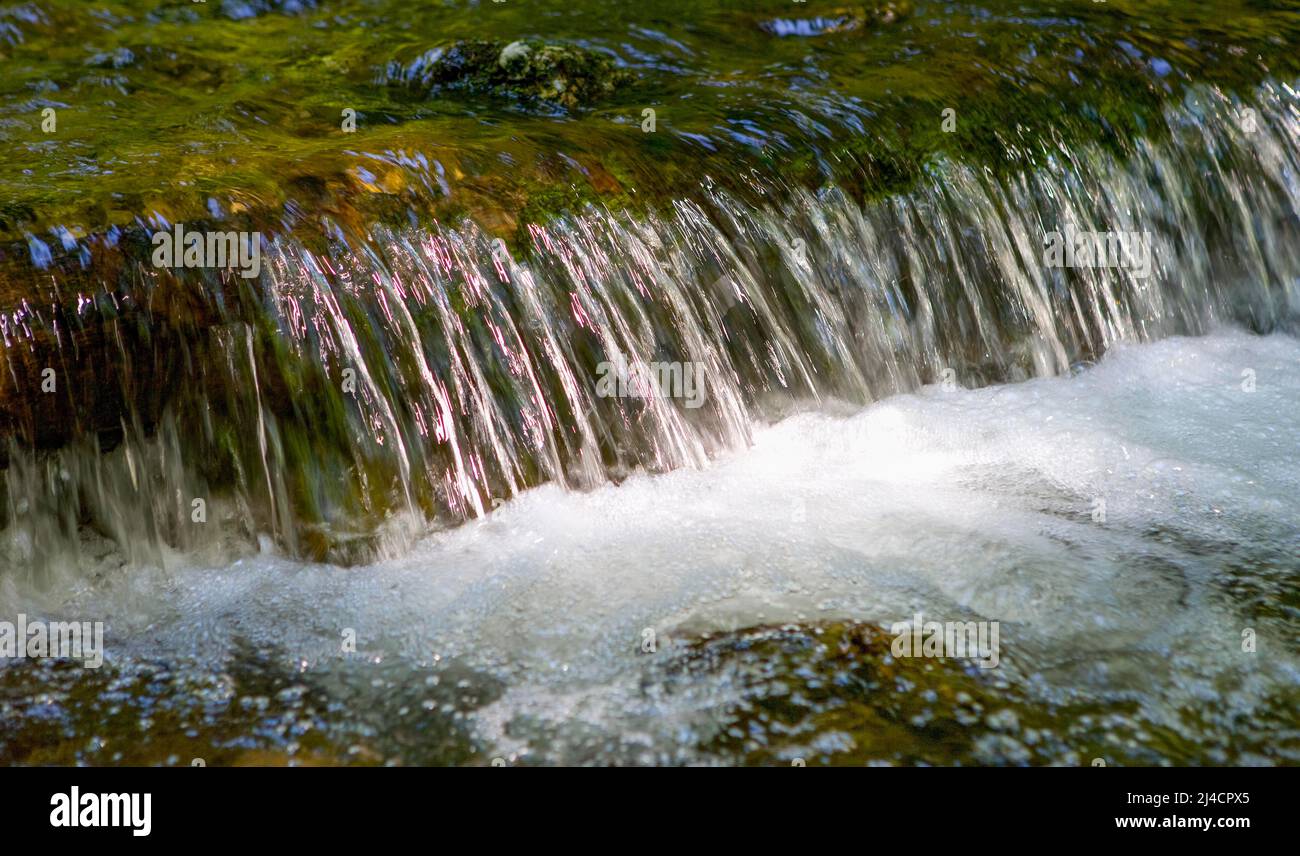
top-left (2, 82), bottom-right (1298, 574)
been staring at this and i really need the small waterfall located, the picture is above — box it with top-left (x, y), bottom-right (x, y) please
top-left (3, 82), bottom-right (1299, 576)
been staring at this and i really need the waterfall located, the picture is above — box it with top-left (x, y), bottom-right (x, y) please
top-left (3, 81), bottom-right (1298, 577)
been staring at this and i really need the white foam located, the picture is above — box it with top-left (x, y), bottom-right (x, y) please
top-left (13, 330), bottom-right (1300, 756)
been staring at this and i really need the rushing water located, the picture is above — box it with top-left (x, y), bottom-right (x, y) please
top-left (3, 82), bottom-right (1299, 576)
top-left (2, 330), bottom-right (1297, 765)
top-left (1, 1), bottom-right (1298, 765)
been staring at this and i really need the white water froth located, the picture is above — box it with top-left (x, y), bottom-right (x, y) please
top-left (8, 330), bottom-right (1299, 756)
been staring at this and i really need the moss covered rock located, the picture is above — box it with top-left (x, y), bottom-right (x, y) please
top-left (390, 39), bottom-right (633, 110)
top-left (663, 621), bottom-right (1295, 766)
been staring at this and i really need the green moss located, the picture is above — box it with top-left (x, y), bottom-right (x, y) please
top-left (670, 622), bottom-right (1299, 766)
top-left (0, 650), bottom-right (489, 766)
top-left (391, 39), bottom-right (634, 110)
top-left (2, 0), bottom-right (1298, 248)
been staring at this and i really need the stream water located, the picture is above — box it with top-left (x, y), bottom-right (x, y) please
top-left (0, 1), bottom-right (1297, 765)
top-left (2, 330), bottom-right (1297, 765)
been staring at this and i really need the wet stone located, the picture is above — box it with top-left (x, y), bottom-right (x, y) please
top-left (388, 39), bottom-right (634, 110)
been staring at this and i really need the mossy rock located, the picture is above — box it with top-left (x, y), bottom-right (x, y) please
top-left (391, 39), bottom-right (634, 110)
top-left (0, 651), bottom-right (489, 766)
top-left (666, 621), bottom-right (1296, 766)
top-left (758, 2), bottom-right (912, 36)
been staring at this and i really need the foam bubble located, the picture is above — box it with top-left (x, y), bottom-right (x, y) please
top-left (8, 330), bottom-right (1299, 763)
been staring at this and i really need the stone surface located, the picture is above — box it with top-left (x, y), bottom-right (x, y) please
top-left (391, 39), bottom-right (634, 110)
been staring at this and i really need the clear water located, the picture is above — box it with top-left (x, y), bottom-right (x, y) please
top-left (1, 2), bottom-right (1298, 766)
top-left (4, 82), bottom-right (1299, 575)
top-left (3, 330), bottom-right (1296, 764)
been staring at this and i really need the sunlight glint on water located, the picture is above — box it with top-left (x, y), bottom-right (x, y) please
top-left (1, 83), bottom-right (1298, 578)
top-left (7, 330), bottom-right (1296, 765)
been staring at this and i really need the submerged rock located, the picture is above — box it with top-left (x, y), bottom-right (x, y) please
top-left (759, 3), bottom-right (911, 37)
top-left (389, 39), bottom-right (633, 109)
top-left (662, 622), bottom-right (1220, 766)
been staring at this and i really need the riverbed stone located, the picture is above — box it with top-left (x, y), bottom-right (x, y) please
top-left (391, 39), bottom-right (633, 110)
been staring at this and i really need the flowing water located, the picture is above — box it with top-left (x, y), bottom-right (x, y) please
top-left (2, 330), bottom-right (1297, 765)
top-left (5, 82), bottom-right (1300, 572)
top-left (1, 0), bottom-right (1298, 765)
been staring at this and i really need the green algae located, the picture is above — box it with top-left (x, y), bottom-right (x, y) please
top-left (2, 0), bottom-right (1299, 249)
top-left (389, 39), bottom-right (634, 110)
top-left (0, 647), bottom-right (491, 766)
top-left (4, 619), bottom-right (1294, 765)
top-left (669, 622), bottom-right (1300, 766)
